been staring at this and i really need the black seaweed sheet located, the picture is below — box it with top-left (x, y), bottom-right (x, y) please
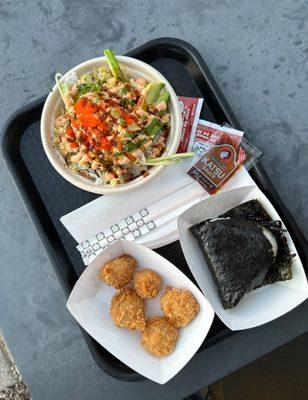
top-left (190, 200), bottom-right (293, 309)
top-left (190, 218), bottom-right (274, 308)
top-left (221, 200), bottom-right (293, 283)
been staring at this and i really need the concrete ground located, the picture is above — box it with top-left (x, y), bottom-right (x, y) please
top-left (0, 334), bottom-right (31, 400)
top-left (209, 333), bottom-right (308, 400)
top-left (3, 329), bottom-right (306, 400)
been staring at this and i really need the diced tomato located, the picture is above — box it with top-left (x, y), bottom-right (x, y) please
top-left (95, 137), bottom-right (111, 151)
top-left (100, 137), bottom-right (112, 151)
top-left (122, 113), bottom-right (135, 125)
top-left (66, 127), bottom-right (75, 138)
top-left (119, 108), bottom-right (136, 124)
top-left (97, 119), bottom-right (108, 132)
top-left (70, 142), bottom-right (79, 149)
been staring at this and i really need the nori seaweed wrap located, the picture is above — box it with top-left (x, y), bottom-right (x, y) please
top-left (220, 200), bottom-right (293, 283)
top-left (190, 199), bottom-right (294, 309)
top-left (190, 218), bottom-right (274, 309)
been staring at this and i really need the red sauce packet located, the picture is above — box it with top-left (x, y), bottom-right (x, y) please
top-left (177, 97), bottom-right (203, 153)
top-left (193, 120), bottom-right (243, 153)
top-left (187, 120), bottom-right (261, 195)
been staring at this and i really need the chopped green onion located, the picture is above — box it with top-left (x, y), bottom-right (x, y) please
top-left (146, 152), bottom-right (195, 163)
top-left (110, 178), bottom-right (121, 186)
top-left (125, 138), bottom-right (147, 152)
top-left (137, 96), bottom-right (147, 110)
top-left (81, 74), bottom-right (92, 84)
top-left (76, 82), bottom-right (100, 99)
top-left (110, 108), bottom-right (121, 119)
top-left (126, 142), bottom-right (138, 152)
top-left (145, 82), bottom-right (165, 104)
top-left (141, 159), bottom-right (180, 166)
top-left (139, 152), bottom-right (195, 166)
top-left (120, 87), bottom-right (129, 95)
top-left (120, 98), bottom-right (129, 107)
top-left (127, 123), bottom-right (140, 132)
top-left (55, 73), bottom-right (68, 107)
top-left (157, 90), bottom-right (170, 104)
top-left (123, 132), bottom-right (135, 138)
top-left (144, 118), bottom-right (163, 137)
top-left (104, 48), bottom-right (126, 81)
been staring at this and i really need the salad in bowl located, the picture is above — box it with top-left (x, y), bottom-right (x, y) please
top-left (41, 49), bottom-right (191, 194)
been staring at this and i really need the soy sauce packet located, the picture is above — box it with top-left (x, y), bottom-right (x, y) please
top-left (187, 120), bottom-right (262, 195)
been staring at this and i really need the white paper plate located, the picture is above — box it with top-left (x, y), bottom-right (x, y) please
top-left (177, 185), bottom-right (308, 331)
top-left (67, 240), bottom-right (215, 384)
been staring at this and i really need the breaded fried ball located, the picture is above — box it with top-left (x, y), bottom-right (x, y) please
top-left (110, 287), bottom-right (146, 331)
top-left (141, 316), bottom-right (178, 357)
top-left (133, 269), bottom-right (162, 299)
top-left (160, 286), bottom-right (200, 328)
top-left (100, 254), bottom-right (137, 288)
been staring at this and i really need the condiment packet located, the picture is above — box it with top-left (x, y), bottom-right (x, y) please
top-left (192, 120), bottom-right (243, 155)
top-left (187, 120), bottom-right (262, 195)
top-left (177, 97), bottom-right (203, 153)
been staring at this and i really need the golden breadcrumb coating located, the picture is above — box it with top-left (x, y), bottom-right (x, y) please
top-left (133, 269), bottom-right (162, 299)
top-left (141, 316), bottom-right (178, 357)
top-left (160, 286), bottom-right (200, 328)
top-left (110, 287), bottom-right (146, 331)
top-left (100, 254), bottom-right (137, 288)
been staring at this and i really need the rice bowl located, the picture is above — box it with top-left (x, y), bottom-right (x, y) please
top-left (41, 54), bottom-right (182, 194)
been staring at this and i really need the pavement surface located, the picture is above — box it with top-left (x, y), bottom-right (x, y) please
top-left (0, 336), bottom-right (16, 392)
top-left (0, 334), bottom-right (31, 400)
top-left (0, 1), bottom-right (307, 400)
top-left (209, 333), bottom-right (308, 400)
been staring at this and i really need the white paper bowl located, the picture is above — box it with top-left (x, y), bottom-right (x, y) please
top-left (67, 240), bottom-right (214, 384)
top-left (41, 56), bottom-right (182, 194)
top-left (178, 185), bottom-right (308, 331)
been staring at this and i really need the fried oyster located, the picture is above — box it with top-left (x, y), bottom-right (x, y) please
top-left (141, 316), bottom-right (178, 357)
top-left (110, 287), bottom-right (146, 331)
top-left (100, 254), bottom-right (137, 289)
top-left (133, 269), bottom-right (162, 299)
top-left (160, 286), bottom-right (200, 328)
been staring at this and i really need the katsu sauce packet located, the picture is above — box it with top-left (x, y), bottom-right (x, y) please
top-left (192, 120), bottom-right (243, 155)
top-left (177, 97), bottom-right (203, 153)
top-left (187, 120), bottom-right (262, 195)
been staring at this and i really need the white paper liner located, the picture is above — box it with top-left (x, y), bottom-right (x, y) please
top-left (67, 240), bottom-right (215, 384)
top-left (177, 185), bottom-right (308, 330)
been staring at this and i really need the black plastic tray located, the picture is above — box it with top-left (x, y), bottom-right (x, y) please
top-left (2, 38), bottom-right (308, 382)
